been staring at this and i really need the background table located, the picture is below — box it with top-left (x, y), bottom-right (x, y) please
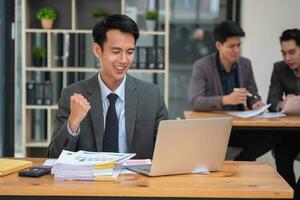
top-left (184, 111), bottom-right (300, 130)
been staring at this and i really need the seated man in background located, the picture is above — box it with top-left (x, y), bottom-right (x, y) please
top-left (48, 14), bottom-right (168, 159)
top-left (188, 21), bottom-right (275, 161)
top-left (267, 29), bottom-right (300, 197)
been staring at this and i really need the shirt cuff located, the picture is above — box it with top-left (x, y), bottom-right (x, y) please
top-left (67, 121), bottom-right (80, 136)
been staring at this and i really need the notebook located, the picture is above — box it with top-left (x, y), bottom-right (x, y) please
top-left (126, 118), bottom-right (232, 176)
top-left (0, 159), bottom-right (33, 176)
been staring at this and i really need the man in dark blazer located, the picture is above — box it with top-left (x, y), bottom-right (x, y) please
top-left (48, 14), bottom-right (168, 159)
top-left (267, 29), bottom-right (300, 198)
top-left (189, 21), bottom-right (274, 161)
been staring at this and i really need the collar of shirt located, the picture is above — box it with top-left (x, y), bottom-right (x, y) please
top-left (293, 70), bottom-right (300, 78)
top-left (216, 51), bottom-right (238, 73)
top-left (98, 73), bottom-right (126, 102)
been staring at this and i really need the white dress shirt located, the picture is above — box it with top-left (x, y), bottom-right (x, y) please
top-left (98, 74), bottom-right (127, 153)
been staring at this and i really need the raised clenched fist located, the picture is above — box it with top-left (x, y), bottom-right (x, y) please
top-left (68, 93), bottom-right (91, 133)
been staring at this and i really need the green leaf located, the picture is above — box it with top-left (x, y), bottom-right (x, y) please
top-left (36, 7), bottom-right (57, 20)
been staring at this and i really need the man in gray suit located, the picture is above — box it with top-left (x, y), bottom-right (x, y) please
top-left (48, 14), bottom-right (168, 159)
top-left (189, 21), bottom-right (274, 161)
top-left (267, 29), bottom-right (300, 198)
top-left (189, 21), bottom-right (263, 111)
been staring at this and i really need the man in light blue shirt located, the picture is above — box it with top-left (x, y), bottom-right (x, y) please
top-left (48, 14), bottom-right (168, 158)
top-left (67, 74), bottom-right (128, 153)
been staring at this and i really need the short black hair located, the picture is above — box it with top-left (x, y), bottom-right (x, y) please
top-left (280, 29), bottom-right (300, 47)
top-left (92, 14), bottom-right (140, 49)
top-left (213, 21), bottom-right (245, 43)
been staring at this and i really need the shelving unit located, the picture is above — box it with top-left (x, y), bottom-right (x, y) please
top-left (21, 0), bottom-right (169, 156)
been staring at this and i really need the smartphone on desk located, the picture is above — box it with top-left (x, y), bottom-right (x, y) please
top-left (18, 166), bottom-right (51, 178)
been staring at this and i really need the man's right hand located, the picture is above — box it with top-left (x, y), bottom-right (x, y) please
top-left (281, 94), bottom-right (297, 110)
top-left (69, 93), bottom-right (91, 133)
top-left (222, 88), bottom-right (247, 106)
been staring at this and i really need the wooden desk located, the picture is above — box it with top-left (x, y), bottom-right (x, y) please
top-left (184, 111), bottom-right (300, 129)
top-left (0, 158), bottom-right (293, 199)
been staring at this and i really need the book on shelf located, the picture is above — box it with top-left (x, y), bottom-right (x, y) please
top-left (26, 80), bottom-right (36, 105)
top-left (68, 33), bottom-right (75, 67)
top-left (43, 81), bottom-right (53, 105)
top-left (53, 33), bottom-right (72, 67)
top-left (131, 48), bottom-right (138, 69)
top-left (63, 33), bottom-right (70, 67)
top-left (157, 47), bottom-right (164, 69)
top-left (0, 159), bottom-right (33, 176)
top-left (27, 80), bottom-right (54, 106)
top-left (54, 33), bottom-right (64, 67)
top-left (78, 33), bottom-right (86, 67)
top-left (134, 46), bottom-right (165, 70)
top-left (147, 47), bottom-right (157, 69)
top-left (54, 33), bottom-right (86, 68)
top-left (138, 47), bottom-right (147, 69)
top-left (52, 34), bottom-right (59, 67)
top-left (66, 33), bottom-right (86, 68)
top-left (35, 82), bottom-right (43, 105)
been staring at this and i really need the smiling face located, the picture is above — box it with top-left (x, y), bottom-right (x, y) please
top-left (93, 29), bottom-right (135, 91)
top-left (216, 36), bottom-right (241, 67)
top-left (281, 39), bottom-right (300, 72)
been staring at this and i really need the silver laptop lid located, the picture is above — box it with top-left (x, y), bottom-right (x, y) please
top-left (150, 117), bottom-right (232, 176)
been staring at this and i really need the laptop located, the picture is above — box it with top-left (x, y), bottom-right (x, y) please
top-left (126, 117), bottom-right (232, 176)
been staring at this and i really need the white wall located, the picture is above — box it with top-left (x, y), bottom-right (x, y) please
top-left (241, 0), bottom-right (300, 101)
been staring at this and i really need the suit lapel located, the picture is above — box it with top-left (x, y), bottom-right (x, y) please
top-left (125, 75), bottom-right (137, 152)
top-left (237, 59), bottom-right (244, 87)
top-left (212, 53), bottom-right (223, 95)
top-left (86, 73), bottom-right (104, 152)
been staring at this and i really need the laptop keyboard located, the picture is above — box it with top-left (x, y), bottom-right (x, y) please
top-left (137, 165), bottom-right (151, 173)
top-left (126, 164), bottom-right (152, 174)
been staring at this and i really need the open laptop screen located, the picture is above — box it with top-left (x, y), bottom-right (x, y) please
top-left (127, 118), bottom-right (232, 176)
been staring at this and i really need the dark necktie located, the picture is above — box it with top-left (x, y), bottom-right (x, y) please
top-left (103, 93), bottom-right (119, 152)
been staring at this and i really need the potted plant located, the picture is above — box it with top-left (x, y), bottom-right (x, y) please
top-left (145, 10), bottom-right (158, 31)
top-left (32, 47), bottom-right (46, 66)
top-left (92, 8), bottom-right (108, 22)
top-left (36, 7), bottom-right (57, 29)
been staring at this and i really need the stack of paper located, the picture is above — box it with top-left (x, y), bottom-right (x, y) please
top-left (226, 104), bottom-right (285, 118)
top-left (51, 150), bottom-right (135, 181)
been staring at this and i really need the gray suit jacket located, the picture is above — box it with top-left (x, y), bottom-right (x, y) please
top-left (188, 53), bottom-right (260, 111)
top-left (267, 61), bottom-right (299, 112)
top-left (48, 73), bottom-right (168, 159)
